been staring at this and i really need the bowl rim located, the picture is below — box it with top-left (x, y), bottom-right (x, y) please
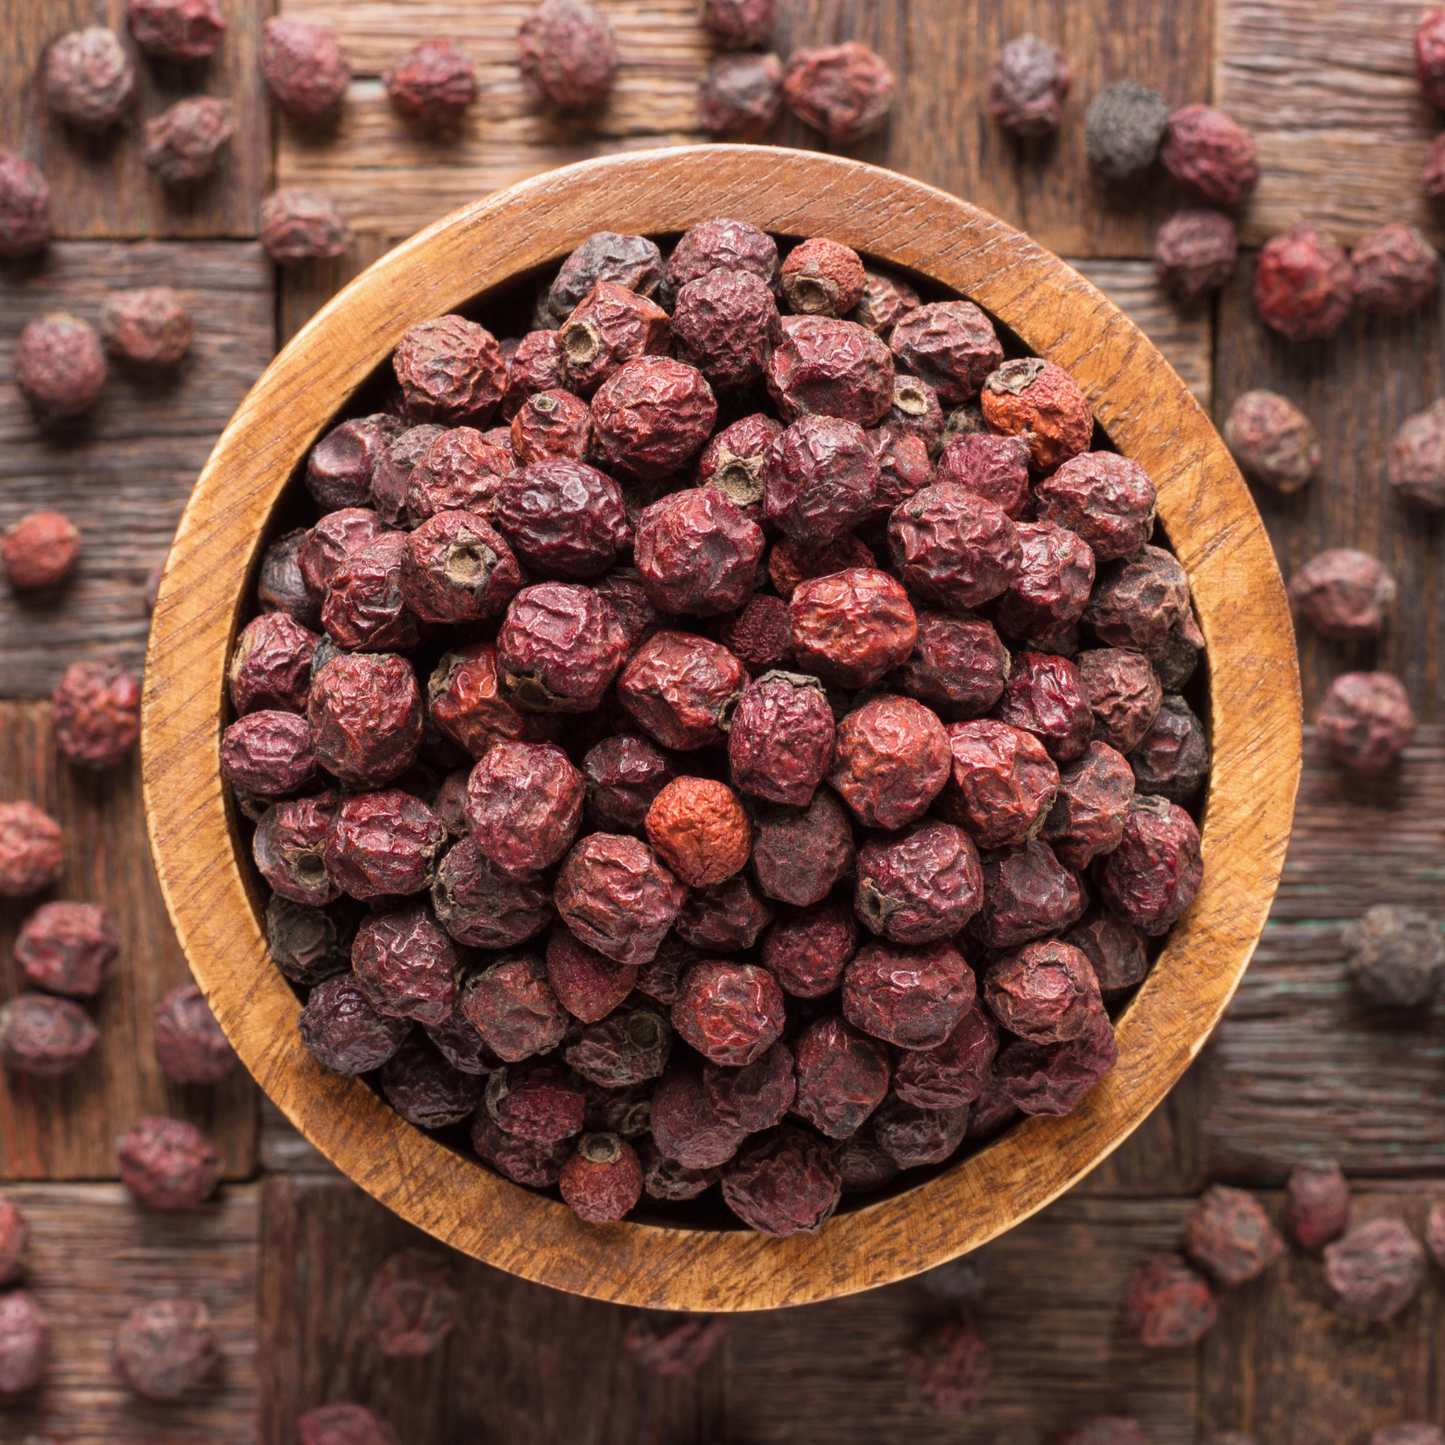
top-left (142, 144), bottom-right (1301, 1312)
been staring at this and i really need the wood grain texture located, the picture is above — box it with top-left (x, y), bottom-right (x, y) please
top-left (0, 1181), bottom-right (259, 1444)
top-left (1214, 254), bottom-right (1445, 723)
top-left (141, 148), bottom-right (1299, 1310)
top-left (0, 241), bottom-right (274, 698)
top-left (0, 702), bottom-right (257, 1180)
top-left (276, 0), bottom-right (1213, 256)
top-left (1218, 0), bottom-right (1445, 248)
top-left (1199, 727), bottom-right (1445, 1181)
top-left (0, 0), bottom-right (272, 240)
top-left (259, 1173), bottom-right (724, 1445)
top-left (1200, 1187), bottom-right (1445, 1441)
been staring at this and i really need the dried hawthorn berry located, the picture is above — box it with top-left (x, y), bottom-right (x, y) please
top-left (727, 671), bottom-right (835, 808)
top-left (458, 953), bottom-right (568, 1063)
top-left (592, 570), bottom-right (662, 653)
top-left (763, 415), bottom-right (880, 543)
top-left (891, 614), bottom-right (1010, 721)
top-left (465, 741), bottom-right (584, 876)
top-left (1078, 648), bottom-right (1161, 754)
top-left (981, 359), bottom-right (1093, 473)
top-left (893, 1001), bottom-right (997, 1108)
top-left (1285, 1160), bottom-right (1349, 1249)
top-left (472, 1113), bottom-right (570, 1185)
top-left (672, 268), bottom-right (782, 389)
top-left (996, 522), bottom-right (1096, 642)
top-left (424, 1005), bottom-right (497, 1075)
top-left (401, 510), bottom-right (521, 625)
top-left (855, 822), bottom-right (982, 944)
top-left (624, 1312), bottom-right (727, 1376)
top-left (501, 330), bottom-right (566, 419)
top-left (844, 940), bottom-right (975, 1050)
top-left (324, 790), bottom-right (446, 900)
top-left (1343, 904), bottom-right (1445, 1009)
top-left (834, 1119), bottom-right (899, 1192)
top-left (1125, 1255), bottom-right (1217, 1346)
top-left (299, 975), bottom-right (411, 1074)
top-left (905, 1319), bottom-right (991, 1415)
top-left (672, 960), bottom-right (784, 1067)
top-left (988, 35), bottom-right (1069, 136)
top-left (868, 425), bottom-right (933, 512)
top-left (1, 510), bottom-right (81, 593)
top-left (935, 432), bottom-right (1030, 517)
top-left (144, 97), bottom-right (234, 187)
top-left (722, 1125), bottom-right (842, 1236)
top-left (652, 1063), bottom-right (746, 1168)
top-left (890, 302), bottom-right (1004, 406)
top-left (783, 43), bottom-right (895, 145)
top-left (791, 1015), bottom-right (889, 1137)
top-left (260, 189), bottom-right (352, 266)
top-left (701, 0), bottom-right (775, 48)
top-left (549, 233), bottom-right (665, 325)
top-left (698, 52), bottom-right (785, 138)
top-left (362, 1250), bottom-right (457, 1358)
top-left (44, 27), bottom-right (134, 133)
top-left (254, 793), bottom-right (340, 907)
top-left (769, 532), bottom-right (875, 598)
top-left (1154, 209), bottom-right (1239, 301)
top-left (643, 777), bottom-right (750, 888)
top-left (591, 356), bottom-right (717, 480)
top-left (152, 983), bottom-right (235, 1085)
top-left (698, 414), bottom-right (784, 513)
top-left (0, 803), bottom-right (63, 898)
top-left (1160, 104), bottom-right (1259, 205)
top-left (230, 613), bottom-right (318, 717)
top-left (545, 927), bottom-right (636, 1023)
top-left (940, 719), bottom-right (1058, 850)
top-left (582, 734), bottom-right (675, 833)
top-left (0, 151), bottom-right (50, 262)
top-left (497, 582), bottom-right (630, 714)
top-left (584, 1079), bottom-right (651, 1138)
top-left (518, 1), bottom-right (617, 109)
top-left (1098, 795), bottom-right (1202, 936)
top-left (1352, 223), bottom-right (1438, 315)
top-left (974, 838), bottom-right (1084, 949)
top-left (402, 427), bottom-right (511, 525)
top-left (260, 18), bottom-right (351, 121)
top-left (1034, 452), bottom-right (1157, 562)
top-left (1086, 80), bottom-right (1169, 182)
top-left (486, 1061), bottom-right (586, 1141)
top-left (699, 1044), bottom-right (792, 1134)
top-left (751, 789), bottom-right (856, 907)
top-left (1084, 547), bottom-right (1190, 651)
top-left (1289, 548), bottom-right (1395, 640)
top-left (993, 651), bottom-right (1091, 764)
top-left (380, 1035), bottom-right (484, 1128)
top-left (384, 39), bottom-right (476, 124)
top-left (635, 488), bottom-right (763, 617)
top-left (556, 833), bottom-right (685, 966)
top-left (1253, 223), bottom-right (1356, 341)
top-left (985, 939), bottom-right (1101, 1044)
top-left (117, 1116), bottom-right (220, 1209)
top-left (1317, 672), bottom-right (1416, 773)
top-left (1389, 400), bottom-right (1445, 508)
top-left (674, 874), bottom-right (773, 952)
top-left (852, 270), bottom-right (923, 339)
top-left (790, 569), bottom-right (917, 690)
top-left (711, 595), bottom-right (792, 675)
top-left (1063, 906), bottom-right (1151, 993)
top-left (766, 316), bottom-right (894, 427)
top-left (638, 1139), bottom-right (719, 1199)
top-left (567, 1008), bottom-right (672, 1088)
top-left (100, 286), bottom-right (193, 370)
top-left (309, 653), bottom-right (422, 787)
top-left (559, 281), bottom-right (670, 395)
top-left (829, 694), bottom-right (950, 830)
top-left (126, 0), bottom-right (223, 60)
top-left (560, 1133), bottom-right (642, 1222)
top-left (299, 510), bottom-right (393, 602)
top-left (394, 316), bottom-right (505, 426)
top-left (52, 660), bottom-right (140, 769)
top-left (14, 313), bottom-right (106, 424)
top-left (15, 901), bottom-right (118, 998)
top-left (761, 900), bottom-right (859, 998)
top-left (872, 1092), bottom-right (968, 1167)
top-left (965, 1079), bottom-right (1021, 1137)
top-left (779, 238), bottom-right (866, 319)
top-left (1323, 1218), bottom-right (1424, 1321)
top-left (1146, 608), bottom-right (1205, 693)
top-left (434, 837), bottom-right (553, 949)
top-left (1223, 390), bottom-right (1319, 493)
top-left (0, 994), bottom-right (97, 1076)
top-left (1182, 1185), bottom-right (1285, 1285)
top-left (351, 904), bottom-right (458, 1028)
top-left (1060, 1420), bottom-right (1144, 1445)
top-left (1129, 695), bottom-right (1207, 805)
top-left (1043, 740), bottom-right (1136, 867)
top-left (307, 413), bottom-right (404, 514)
top-left (428, 644), bottom-right (549, 759)
top-left (322, 533), bottom-right (423, 653)
top-left (221, 711), bottom-right (317, 798)
top-left (509, 389), bottom-right (591, 465)
top-left (113, 1297), bottom-right (216, 1399)
top-left (617, 631), bottom-right (745, 750)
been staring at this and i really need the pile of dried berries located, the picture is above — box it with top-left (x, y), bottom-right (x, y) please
top-left (240, 217), bottom-right (1209, 1235)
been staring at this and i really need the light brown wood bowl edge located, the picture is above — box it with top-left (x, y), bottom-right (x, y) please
top-left (141, 146), bottom-right (1302, 1312)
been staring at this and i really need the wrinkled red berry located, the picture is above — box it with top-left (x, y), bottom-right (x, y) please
top-left (834, 1120), bottom-right (899, 1193)
top-left (472, 1114), bottom-right (570, 1186)
top-left (254, 793), bottom-right (340, 906)
top-left (582, 734), bottom-right (675, 833)
top-left (872, 1093), bottom-right (968, 1167)
top-left (221, 711), bottom-right (317, 798)
top-left (152, 983), bottom-right (236, 1084)
top-left (644, 777), bottom-right (751, 887)
top-left (995, 521), bottom-right (1096, 641)
top-left (1289, 548), bottom-right (1395, 640)
top-left (0, 151), bottom-right (51, 262)
top-left (855, 822), bottom-right (982, 944)
top-left (2, 510), bottom-right (82, 591)
top-left (460, 953), bottom-right (566, 1063)
top-left (617, 632), bottom-right (746, 751)
top-left (116, 1116), bottom-right (219, 1209)
top-left (260, 189), bottom-right (352, 266)
top-left (404, 427), bottom-right (511, 524)
top-left (100, 285), bottom-right (192, 366)
top-left (1323, 1218), bottom-right (1424, 1321)
top-left (400, 510), bottom-right (521, 624)
top-left (711, 594), bottom-right (793, 675)
top-left (844, 940), bottom-right (976, 1050)
top-left (939, 719), bottom-right (1059, 849)
top-left (567, 1008), bottom-right (672, 1087)
top-left (721, 1126), bottom-right (842, 1236)
top-left (496, 582), bottom-right (630, 714)
top-left (974, 838), bottom-right (1085, 949)
top-left (465, 741), bottom-right (584, 876)
top-left (635, 488), bottom-right (764, 616)
top-left (322, 533), bottom-right (423, 653)
top-left (893, 1001), bottom-right (997, 1108)
top-left (1253, 223), bottom-right (1356, 341)
top-left (591, 356), bottom-right (718, 481)
top-left (1098, 795), bottom-right (1202, 936)
top-left (890, 302), bottom-right (1003, 405)
top-left (891, 613), bottom-right (1011, 720)
top-left (112, 1296), bottom-right (217, 1399)
top-left (559, 1133), bottom-right (642, 1222)
top-left (698, 414), bottom-right (784, 513)
top-left (994, 650), bottom-right (1094, 765)
top-left (984, 938), bottom-right (1102, 1043)
top-left (762, 414), bottom-right (879, 543)
top-left (852, 270), bottom-right (923, 338)
top-left (675, 873), bottom-right (774, 951)
top-left (790, 569), bottom-right (917, 689)
top-left (1317, 672), bottom-right (1416, 773)
top-left (698, 51), bottom-right (785, 139)
top-left (981, 358), bottom-right (1093, 472)
top-left (672, 268), bottom-right (782, 388)
top-left (1285, 1160), bottom-right (1350, 1250)
top-left (988, 35), bottom-right (1070, 136)
top-left (751, 788), bottom-right (856, 906)
top-left (0, 802), bottom-right (63, 898)
top-left (1160, 104), bottom-right (1258, 205)
top-left (1126, 1255), bottom-right (1217, 1346)
top-left (16, 900), bottom-right (118, 997)
top-left (394, 315), bottom-right (505, 425)
top-left (782, 43), bottom-right (895, 146)
top-left (1182, 1185), bottom-right (1285, 1285)
top-left (428, 644), bottom-right (549, 760)
top-left (651, 1063), bottom-right (747, 1169)
top-left (143, 97), bottom-right (234, 186)
top-left (545, 927), bottom-right (636, 1023)
top-left (830, 694), bottom-right (951, 830)
top-left (485, 1060), bottom-right (585, 1142)
top-left (1078, 648), bottom-right (1161, 754)
top-left (792, 1015), bottom-right (889, 1137)
top-left (1154, 209), bottom-right (1239, 301)
top-left (672, 959), bottom-right (785, 1066)
top-left (555, 833), bottom-right (685, 966)
top-left (1224, 390), bottom-right (1320, 494)
top-left (934, 432), bottom-right (1030, 517)
top-left (728, 671), bottom-right (835, 806)
top-left (380, 1035), bottom-right (484, 1128)
top-left (1351, 223), bottom-right (1439, 315)
top-left (384, 38), bottom-right (477, 124)
top-left (308, 652), bottom-right (423, 787)
top-left (766, 316), bottom-right (894, 427)
top-left (906, 1318), bottom-right (991, 1414)
top-left (768, 531), bottom-right (875, 597)
top-left (1042, 740), bottom-right (1136, 867)
top-left (761, 900), bottom-right (859, 998)
top-left (780, 238), bottom-right (866, 318)
top-left (229, 613), bottom-right (318, 716)
top-left (52, 660), bottom-right (141, 769)
top-left (0, 994), bottom-right (98, 1076)
top-left (508, 389), bottom-right (591, 465)
top-left (888, 484), bottom-right (1020, 607)
top-left (517, 1), bottom-right (617, 108)
top-left (352, 904), bottom-right (458, 1025)
top-left (260, 18), bottom-right (351, 121)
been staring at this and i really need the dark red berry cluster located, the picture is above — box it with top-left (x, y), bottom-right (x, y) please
top-left (241, 218), bottom-right (1209, 1236)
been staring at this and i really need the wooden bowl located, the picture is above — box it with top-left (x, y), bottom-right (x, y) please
top-left (142, 146), bottom-right (1301, 1312)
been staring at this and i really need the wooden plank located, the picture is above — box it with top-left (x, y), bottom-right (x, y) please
top-left (258, 1098), bottom-right (337, 1175)
top-left (0, 241), bottom-right (273, 698)
top-left (0, 0), bottom-right (272, 241)
top-left (1217, 0), bottom-right (1445, 248)
top-left (0, 702), bottom-right (257, 1181)
top-left (258, 1173), bottom-right (724, 1445)
top-left (1214, 255), bottom-right (1445, 723)
top-left (0, 1181), bottom-right (259, 1445)
top-left (1199, 726), bottom-right (1445, 1181)
top-left (1200, 1187), bottom-right (1445, 1441)
top-left (277, 0), bottom-right (1214, 257)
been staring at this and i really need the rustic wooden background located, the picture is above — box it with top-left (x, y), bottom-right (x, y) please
top-left (2, 0), bottom-right (1444, 1440)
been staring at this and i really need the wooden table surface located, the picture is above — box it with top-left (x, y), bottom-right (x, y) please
top-left (1, 1), bottom-right (1443, 1441)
